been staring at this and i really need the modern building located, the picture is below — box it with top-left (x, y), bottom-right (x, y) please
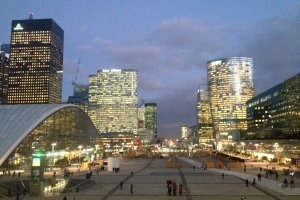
top-left (0, 44), bottom-right (10, 57)
top-left (67, 84), bottom-right (89, 113)
top-left (7, 18), bottom-right (64, 104)
top-left (144, 103), bottom-right (157, 139)
top-left (207, 57), bottom-right (254, 141)
top-left (0, 104), bottom-right (98, 168)
top-left (197, 88), bottom-right (214, 143)
top-left (180, 125), bottom-right (191, 139)
top-left (0, 51), bottom-right (8, 104)
top-left (247, 73), bottom-right (300, 139)
top-left (88, 69), bottom-right (138, 134)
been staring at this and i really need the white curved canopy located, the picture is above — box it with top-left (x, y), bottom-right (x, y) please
top-left (0, 104), bottom-right (95, 166)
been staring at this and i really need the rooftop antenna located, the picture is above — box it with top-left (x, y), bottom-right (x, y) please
top-left (72, 59), bottom-right (80, 85)
top-left (29, 11), bottom-right (34, 20)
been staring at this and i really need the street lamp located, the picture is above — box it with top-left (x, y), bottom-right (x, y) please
top-left (274, 143), bottom-right (279, 152)
top-left (241, 142), bottom-right (245, 152)
top-left (78, 145), bottom-right (83, 166)
top-left (51, 143), bottom-right (57, 169)
top-left (255, 143), bottom-right (259, 151)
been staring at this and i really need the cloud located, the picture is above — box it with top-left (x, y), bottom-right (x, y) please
top-left (238, 13), bottom-right (300, 94)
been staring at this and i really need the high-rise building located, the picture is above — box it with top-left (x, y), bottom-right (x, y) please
top-left (197, 88), bottom-right (214, 143)
top-left (88, 69), bottom-right (138, 134)
top-left (207, 57), bottom-right (254, 141)
top-left (144, 103), bottom-right (157, 139)
top-left (180, 125), bottom-right (191, 139)
top-left (67, 84), bottom-right (89, 113)
top-left (7, 19), bottom-right (64, 104)
top-left (1, 44), bottom-right (10, 58)
top-left (0, 51), bottom-right (9, 104)
top-left (247, 73), bottom-right (300, 139)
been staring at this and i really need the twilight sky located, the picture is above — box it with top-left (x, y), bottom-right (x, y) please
top-left (1, 0), bottom-right (299, 138)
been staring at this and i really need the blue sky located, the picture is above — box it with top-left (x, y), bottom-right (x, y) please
top-left (1, 0), bottom-right (299, 137)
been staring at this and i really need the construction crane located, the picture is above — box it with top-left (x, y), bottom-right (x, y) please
top-left (72, 60), bottom-right (80, 85)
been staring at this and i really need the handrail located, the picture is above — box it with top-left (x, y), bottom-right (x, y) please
top-left (63, 179), bottom-right (95, 193)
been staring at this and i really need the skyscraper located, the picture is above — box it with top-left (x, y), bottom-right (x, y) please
top-left (144, 103), bottom-right (157, 139)
top-left (207, 57), bottom-right (254, 141)
top-left (67, 84), bottom-right (89, 113)
top-left (88, 69), bottom-right (138, 134)
top-left (0, 51), bottom-right (9, 104)
top-left (8, 18), bottom-right (64, 104)
top-left (197, 88), bottom-right (214, 143)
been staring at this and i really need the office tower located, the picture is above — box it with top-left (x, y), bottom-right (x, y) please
top-left (1, 44), bottom-right (10, 58)
top-left (0, 51), bottom-right (9, 104)
top-left (8, 19), bottom-right (64, 104)
top-left (144, 103), bottom-right (157, 139)
top-left (207, 57), bottom-right (254, 141)
top-left (180, 125), bottom-right (191, 139)
top-left (88, 69), bottom-right (138, 134)
top-left (247, 73), bottom-right (300, 139)
top-left (67, 84), bottom-right (89, 113)
top-left (197, 88), bottom-right (214, 143)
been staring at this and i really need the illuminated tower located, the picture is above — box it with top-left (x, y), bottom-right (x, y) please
top-left (8, 18), bottom-right (64, 103)
top-left (197, 88), bottom-right (214, 143)
top-left (0, 51), bottom-right (9, 104)
top-left (144, 103), bottom-right (157, 139)
top-left (88, 69), bottom-right (138, 134)
top-left (207, 57), bottom-right (254, 141)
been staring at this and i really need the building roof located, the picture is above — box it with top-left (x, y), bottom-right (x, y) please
top-left (0, 104), bottom-right (93, 166)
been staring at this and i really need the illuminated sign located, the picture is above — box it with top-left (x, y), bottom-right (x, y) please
top-left (14, 23), bottom-right (24, 31)
top-left (32, 157), bottom-right (41, 167)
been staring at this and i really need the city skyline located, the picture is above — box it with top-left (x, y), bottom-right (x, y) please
top-left (1, 0), bottom-right (299, 137)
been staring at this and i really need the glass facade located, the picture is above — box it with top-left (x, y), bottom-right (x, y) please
top-left (67, 84), bottom-right (89, 113)
top-left (8, 19), bottom-right (64, 104)
top-left (197, 88), bottom-right (214, 143)
top-left (0, 105), bottom-right (98, 168)
top-left (247, 73), bottom-right (300, 139)
top-left (88, 69), bottom-right (138, 134)
top-left (0, 52), bottom-right (8, 104)
top-left (144, 103), bottom-right (157, 139)
top-left (207, 57), bottom-right (254, 141)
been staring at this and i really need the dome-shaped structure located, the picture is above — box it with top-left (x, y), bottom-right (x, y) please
top-left (0, 104), bottom-right (98, 167)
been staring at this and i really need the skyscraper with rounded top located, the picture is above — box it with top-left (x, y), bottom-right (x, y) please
top-left (207, 57), bottom-right (254, 141)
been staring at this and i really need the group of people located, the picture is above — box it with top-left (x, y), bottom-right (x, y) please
top-left (283, 177), bottom-right (295, 188)
top-left (113, 167), bottom-right (120, 173)
top-left (166, 180), bottom-right (184, 196)
top-left (119, 181), bottom-right (133, 193)
top-left (1, 169), bottom-right (21, 178)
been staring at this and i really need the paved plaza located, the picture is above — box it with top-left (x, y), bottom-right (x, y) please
top-left (3, 157), bottom-right (300, 200)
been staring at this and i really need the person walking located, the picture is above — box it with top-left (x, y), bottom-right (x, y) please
top-left (291, 177), bottom-right (295, 188)
top-left (283, 178), bottom-right (288, 188)
top-left (222, 173), bottom-right (224, 179)
top-left (120, 181), bottom-right (123, 189)
top-left (63, 196), bottom-right (67, 200)
top-left (172, 182), bottom-right (177, 196)
top-left (246, 179), bottom-right (249, 187)
top-left (130, 184), bottom-right (133, 194)
top-left (253, 178), bottom-right (256, 185)
top-left (179, 183), bottom-right (183, 196)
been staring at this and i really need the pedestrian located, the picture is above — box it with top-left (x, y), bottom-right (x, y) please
top-left (8, 188), bottom-right (11, 197)
top-left (246, 179), bottom-right (249, 187)
top-left (179, 183), bottom-right (183, 196)
top-left (291, 178), bottom-right (295, 188)
top-left (18, 172), bottom-right (20, 178)
top-left (244, 167), bottom-right (246, 173)
top-left (258, 173), bottom-right (261, 181)
top-left (253, 178), bottom-right (256, 185)
top-left (275, 171), bottom-right (278, 180)
top-left (120, 181), bottom-right (123, 189)
top-left (193, 166), bottom-right (195, 170)
top-left (260, 167), bottom-right (262, 172)
top-left (222, 173), bottom-right (224, 179)
top-left (13, 171), bottom-right (15, 178)
top-left (172, 182), bottom-right (177, 196)
top-left (63, 195), bottom-right (67, 200)
top-left (131, 171), bottom-right (133, 176)
top-left (283, 178), bottom-right (288, 188)
top-left (130, 184), bottom-right (133, 194)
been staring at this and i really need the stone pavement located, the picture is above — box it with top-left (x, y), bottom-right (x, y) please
top-left (5, 157), bottom-right (300, 200)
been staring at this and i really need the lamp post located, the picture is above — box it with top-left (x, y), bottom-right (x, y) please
top-left (51, 143), bottom-right (57, 170)
top-left (241, 142), bottom-right (245, 152)
top-left (255, 143), bottom-right (259, 151)
top-left (274, 143), bottom-right (279, 152)
top-left (78, 145), bottom-right (83, 166)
